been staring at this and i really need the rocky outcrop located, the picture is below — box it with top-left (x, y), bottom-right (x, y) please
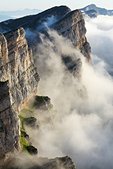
top-left (0, 28), bottom-right (39, 158)
top-left (39, 156), bottom-right (76, 169)
top-left (33, 96), bottom-right (52, 110)
top-left (3, 156), bottom-right (76, 169)
top-left (30, 156), bottom-right (76, 169)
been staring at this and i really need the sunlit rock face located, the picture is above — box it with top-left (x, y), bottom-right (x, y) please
top-left (4, 28), bottom-right (39, 110)
top-left (0, 33), bottom-right (8, 81)
top-left (0, 28), bottom-right (39, 158)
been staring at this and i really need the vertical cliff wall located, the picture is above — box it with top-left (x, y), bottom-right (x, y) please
top-left (0, 81), bottom-right (18, 159)
top-left (4, 28), bottom-right (39, 111)
top-left (0, 28), bottom-right (39, 158)
top-left (54, 10), bottom-right (91, 60)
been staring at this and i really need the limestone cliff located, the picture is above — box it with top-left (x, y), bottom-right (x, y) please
top-left (54, 10), bottom-right (91, 60)
top-left (0, 81), bottom-right (18, 159)
top-left (0, 28), bottom-right (39, 158)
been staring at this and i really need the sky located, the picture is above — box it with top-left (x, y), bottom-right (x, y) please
top-left (1, 0), bottom-right (113, 11)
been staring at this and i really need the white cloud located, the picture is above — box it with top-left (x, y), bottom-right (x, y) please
top-left (24, 27), bottom-right (113, 169)
top-left (85, 15), bottom-right (113, 75)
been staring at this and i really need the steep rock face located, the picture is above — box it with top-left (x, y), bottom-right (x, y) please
top-left (0, 81), bottom-right (18, 159)
top-left (5, 28), bottom-right (39, 111)
top-left (0, 33), bottom-right (8, 81)
top-left (0, 28), bottom-right (39, 158)
top-left (54, 10), bottom-right (91, 60)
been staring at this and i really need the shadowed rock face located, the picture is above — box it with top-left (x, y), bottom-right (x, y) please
top-left (33, 96), bottom-right (52, 110)
top-left (0, 28), bottom-right (39, 158)
top-left (0, 81), bottom-right (19, 159)
top-left (0, 6), bottom-right (71, 33)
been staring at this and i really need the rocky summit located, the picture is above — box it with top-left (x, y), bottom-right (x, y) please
top-left (0, 5), bottom-right (91, 169)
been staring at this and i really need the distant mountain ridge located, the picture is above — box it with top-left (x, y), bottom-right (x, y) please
top-left (81, 4), bottom-right (113, 17)
top-left (0, 15), bottom-right (12, 22)
top-left (0, 9), bottom-right (41, 22)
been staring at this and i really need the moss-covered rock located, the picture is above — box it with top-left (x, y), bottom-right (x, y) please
top-left (19, 114), bottom-right (38, 155)
top-left (26, 145), bottom-right (38, 155)
top-left (33, 96), bottom-right (52, 110)
top-left (24, 117), bottom-right (37, 128)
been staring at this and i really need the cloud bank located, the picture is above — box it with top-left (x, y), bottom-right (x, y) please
top-left (85, 15), bottom-right (113, 75)
top-left (23, 22), bottom-right (113, 169)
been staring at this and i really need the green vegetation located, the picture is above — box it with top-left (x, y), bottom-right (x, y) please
top-left (19, 114), bottom-right (30, 152)
top-left (19, 134), bottom-right (30, 151)
top-left (20, 108), bottom-right (34, 117)
top-left (19, 115), bottom-right (25, 131)
top-left (18, 95), bottom-right (50, 153)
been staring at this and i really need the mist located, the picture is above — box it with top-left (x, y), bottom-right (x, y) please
top-left (22, 22), bottom-right (113, 169)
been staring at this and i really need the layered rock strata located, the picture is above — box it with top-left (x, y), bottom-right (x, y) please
top-left (0, 28), bottom-right (39, 158)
